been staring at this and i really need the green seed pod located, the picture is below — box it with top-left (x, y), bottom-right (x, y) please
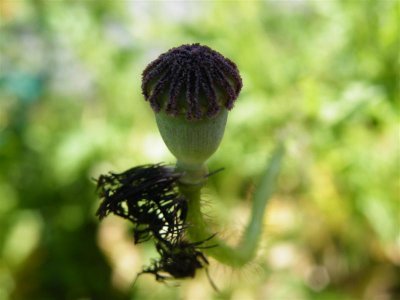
top-left (155, 109), bottom-right (228, 183)
top-left (141, 44), bottom-right (242, 183)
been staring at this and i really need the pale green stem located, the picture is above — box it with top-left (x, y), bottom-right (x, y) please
top-left (178, 144), bottom-right (284, 267)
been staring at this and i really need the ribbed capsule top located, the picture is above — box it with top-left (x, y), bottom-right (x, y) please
top-left (141, 43), bottom-right (242, 120)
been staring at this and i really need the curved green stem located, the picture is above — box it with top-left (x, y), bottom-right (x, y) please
top-left (178, 144), bottom-right (285, 267)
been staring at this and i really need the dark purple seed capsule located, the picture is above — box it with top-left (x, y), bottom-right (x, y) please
top-left (141, 43), bottom-right (242, 120)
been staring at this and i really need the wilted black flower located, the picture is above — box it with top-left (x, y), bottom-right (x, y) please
top-left (96, 164), bottom-right (187, 243)
top-left (142, 43), bottom-right (243, 120)
top-left (96, 163), bottom-right (216, 286)
top-left (139, 234), bottom-right (216, 283)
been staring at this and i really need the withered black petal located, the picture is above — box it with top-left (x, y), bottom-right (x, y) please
top-left (96, 163), bottom-right (216, 286)
top-left (95, 164), bottom-right (186, 244)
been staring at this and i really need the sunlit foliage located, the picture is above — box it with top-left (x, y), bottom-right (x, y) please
top-left (0, 1), bottom-right (398, 299)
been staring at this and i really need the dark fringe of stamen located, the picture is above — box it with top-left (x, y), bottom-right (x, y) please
top-left (96, 163), bottom-right (217, 287)
top-left (165, 66), bottom-right (184, 116)
top-left (138, 234), bottom-right (217, 287)
top-left (96, 164), bottom-right (186, 244)
top-left (213, 55), bottom-right (243, 94)
top-left (142, 55), bottom-right (173, 98)
top-left (199, 66), bottom-right (220, 118)
top-left (212, 66), bottom-right (237, 109)
top-left (141, 44), bottom-right (242, 120)
top-left (148, 69), bottom-right (173, 112)
top-left (191, 67), bottom-right (201, 120)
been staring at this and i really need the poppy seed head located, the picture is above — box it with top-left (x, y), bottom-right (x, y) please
top-left (141, 43), bottom-right (243, 120)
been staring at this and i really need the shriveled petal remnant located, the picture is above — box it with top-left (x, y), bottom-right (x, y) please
top-left (96, 164), bottom-right (186, 244)
top-left (96, 164), bottom-right (215, 283)
top-left (142, 43), bottom-right (243, 120)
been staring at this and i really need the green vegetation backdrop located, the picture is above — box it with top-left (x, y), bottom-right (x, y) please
top-left (0, 1), bottom-right (399, 299)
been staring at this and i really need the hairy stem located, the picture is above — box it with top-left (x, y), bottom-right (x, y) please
top-left (178, 144), bottom-right (284, 267)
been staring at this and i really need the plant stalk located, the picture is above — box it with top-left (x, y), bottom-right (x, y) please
top-left (178, 144), bottom-right (284, 267)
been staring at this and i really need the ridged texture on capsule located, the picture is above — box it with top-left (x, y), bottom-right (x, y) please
top-left (142, 43), bottom-right (242, 120)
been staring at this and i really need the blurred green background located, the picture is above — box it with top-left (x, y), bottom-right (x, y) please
top-left (0, 1), bottom-right (399, 299)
